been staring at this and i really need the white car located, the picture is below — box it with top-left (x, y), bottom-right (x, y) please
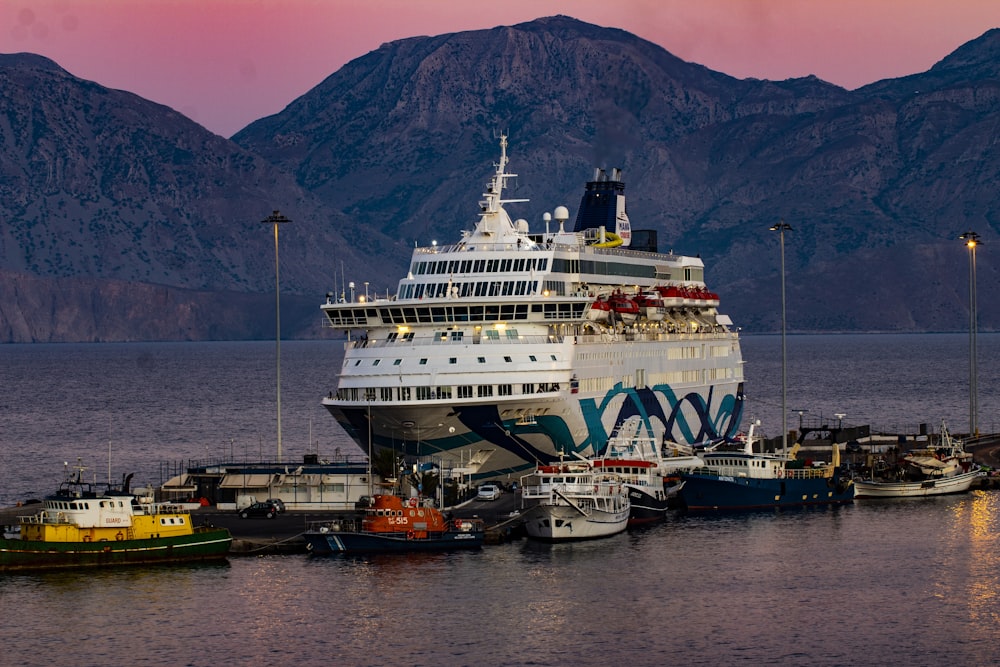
top-left (477, 484), bottom-right (501, 501)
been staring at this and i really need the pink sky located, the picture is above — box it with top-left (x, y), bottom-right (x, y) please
top-left (2, 0), bottom-right (999, 137)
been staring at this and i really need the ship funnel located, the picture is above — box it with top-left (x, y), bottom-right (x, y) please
top-left (572, 168), bottom-right (631, 246)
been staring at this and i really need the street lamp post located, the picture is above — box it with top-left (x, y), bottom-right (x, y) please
top-left (959, 231), bottom-right (981, 437)
top-left (262, 210), bottom-right (291, 462)
top-left (770, 221), bottom-right (792, 453)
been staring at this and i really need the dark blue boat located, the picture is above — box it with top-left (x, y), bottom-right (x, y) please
top-left (303, 494), bottom-right (485, 554)
top-left (680, 423), bottom-right (855, 511)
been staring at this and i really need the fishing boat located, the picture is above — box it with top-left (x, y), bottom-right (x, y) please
top-left (854, 421), bottom-right (984, 498)
top-left (519, 460), bottom-right (630, 540)
top-left (590, 424), bottom-right (697, 524)
top-left (679, 421), bottom-right (855, 511)
top-left (0, 464), bottom-right (232, 572)
top-left (320, 134), bottom-right (745, 482)
top-left (302, 494), bottom-right (485, 554)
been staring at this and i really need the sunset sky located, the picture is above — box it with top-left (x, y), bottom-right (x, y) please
top-left (2, 0), bottom-right (999, 137)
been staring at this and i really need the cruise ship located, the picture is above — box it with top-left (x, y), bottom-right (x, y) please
top-left (320, 136), bottom-right (745, 481)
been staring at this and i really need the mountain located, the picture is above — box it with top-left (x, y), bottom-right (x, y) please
top-left (233, 16), bottom-right (998, 333)
top-left (2, 17), bottom-right (998, 341)
top-left (0, 53), bottom-right (402, 341)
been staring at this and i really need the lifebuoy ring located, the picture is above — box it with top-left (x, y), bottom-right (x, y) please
top-left (408, 498), bottom-right (418, 508)
top-left (406, 530), bottom-right (415, 540)
top-left (115, 531), bottom-right (124, 541)
top-left (83, 534), bottom-right (92, 542)
top-left (453, 519), bottom-right (463, 530)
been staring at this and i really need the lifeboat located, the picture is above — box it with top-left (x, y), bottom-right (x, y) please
top-left (608, 291), bottom-right (639, 324)
top-left (656, 285), bottom-right (684, 308)
top-left (587, 297), bottom-right (612, 323)
top-left (634, 291), bottom-right (666, 321)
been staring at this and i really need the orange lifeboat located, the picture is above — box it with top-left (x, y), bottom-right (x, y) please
top-left (634, 291), bottom-right (666, 321)
top-left (587, 296), bottom-right (612, 323)
top-left (608, 291), bottom-right (639, 324)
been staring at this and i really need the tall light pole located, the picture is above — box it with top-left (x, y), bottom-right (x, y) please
top-left (959, 231), bottom-right (981, 437)
top-left (263, 210), bottom-right (291, 462)
top-left (770, 221), bottom-right (792, 453)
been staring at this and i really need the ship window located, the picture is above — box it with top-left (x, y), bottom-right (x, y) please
top-left (419, 359), bottom-right (427, 365)
top-left (529, 355), bottom-right (537, 362)
top-left (398, 387), bottom-right (411, 401)
top-left (478, 385), bottom-right (493, 397)
top-left (550, 355), bottom-right (557, 361)
top-left (504, 356), bottom-right (512, 362)
top-left (450, 331), bottom-right (463, 341)
top-left (403, 332), bottom-right (414, 342)
top-left (506, 329), bottom-right (519, 339)
top-left (458, 386), bottom-right (473, 398)
top-left (522, 383), bottom-right (534, 394)
top-left (380, 388), bottom-right (392, 401)
top-left (478, 357), bottom-right (486, 363)
top-left (498, 385), bottom-right (512, 396)
top-left (373, 359), bottom-right (380, 366)
top-left (393, 359), bottom-right (402, 365)
top-left (354, 360), bottom-right (362, 366)
top-left (387, 332), bottom-right (398, 342)
top-left (449, 358), bottom-right (457, 364)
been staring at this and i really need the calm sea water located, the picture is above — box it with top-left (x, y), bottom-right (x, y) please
top-left (1, 334), bottom-right (999, 666)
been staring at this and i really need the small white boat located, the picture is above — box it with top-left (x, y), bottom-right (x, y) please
top-left (519, 460), bottom-right (629, 541)
top-left (853, 469), bottom-right (984, 498)
top-left (854, 421), bottom-right (984, 499)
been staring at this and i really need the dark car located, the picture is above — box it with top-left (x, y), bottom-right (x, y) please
top-left (239, 501), bottom-right (278, 519)
top-left (265, 498), bottom-right (286, 513)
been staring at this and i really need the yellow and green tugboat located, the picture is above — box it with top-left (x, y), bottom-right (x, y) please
top-left (0, 464), bottom-right (232, 572)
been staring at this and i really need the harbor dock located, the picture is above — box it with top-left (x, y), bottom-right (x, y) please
top-left (4, 430), bottom-right (999, 555)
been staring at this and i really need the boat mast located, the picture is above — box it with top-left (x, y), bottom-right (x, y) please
top-left (770, 221), bottom-right (792, 454)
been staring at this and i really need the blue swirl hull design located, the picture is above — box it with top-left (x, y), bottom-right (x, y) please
top-left (329, 381), bottom-right (745, 480)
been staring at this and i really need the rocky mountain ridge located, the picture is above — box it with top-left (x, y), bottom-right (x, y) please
top-left (1, 16), bottom-right (997, 341)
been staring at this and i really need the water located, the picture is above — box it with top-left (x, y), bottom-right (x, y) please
top-left (1, 334), bottom-right (999, 665)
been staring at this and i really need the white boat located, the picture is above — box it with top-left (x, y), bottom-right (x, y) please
top-left (853, 469), bottom-right (984, 498)
top-left (854, 421), bottom-right (984, 499)
top-left (320, 135), bottom-right (745, 480)
top-left (590, 422), bottom-right (698, 524)
top-left (519, 460), bottom-right (630, 540)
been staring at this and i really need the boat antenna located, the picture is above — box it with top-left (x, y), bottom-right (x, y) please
top-left (107, 414), bottom-right (113, 486)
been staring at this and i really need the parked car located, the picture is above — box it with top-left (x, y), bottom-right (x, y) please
top-left (477, 484), bottom-right (501, 501)
top-left (239, 501), bottom-right (279, 519)
top-left (265, 498), bottom-right (286, 513)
